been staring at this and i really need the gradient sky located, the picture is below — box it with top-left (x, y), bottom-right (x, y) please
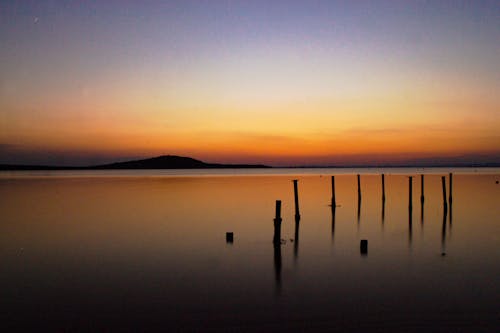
top-left (1, 0), bottom-right (499, 166)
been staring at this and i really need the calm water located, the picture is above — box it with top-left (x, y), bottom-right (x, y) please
top-left (1, 169), bottom-right (499, 332)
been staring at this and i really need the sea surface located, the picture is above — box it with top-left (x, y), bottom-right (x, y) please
top-left (1, 168), bottom-right (499, 331)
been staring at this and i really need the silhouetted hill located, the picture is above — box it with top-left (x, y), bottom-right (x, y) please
top-left (0, 155), bottom-right (269, 170)
top-left (91, 155), bottom-right (269, 169)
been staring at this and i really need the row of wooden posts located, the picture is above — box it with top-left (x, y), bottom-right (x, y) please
top-left (272, 173), bottom-right (454, 246)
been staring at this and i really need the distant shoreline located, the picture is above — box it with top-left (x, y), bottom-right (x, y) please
top-left (2, 154), bottom-right (500, 171)
top-left (1, 156), bottom-right (499, 171)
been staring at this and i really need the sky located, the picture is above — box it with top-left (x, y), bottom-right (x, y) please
top-left (1, 0), bottom-right (499, 166)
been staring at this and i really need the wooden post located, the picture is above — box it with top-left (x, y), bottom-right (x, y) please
top-left (226, 232), bottom-right (234, 243)
top-left (420, 174), bottom-right (424, 203)
top-left (409, 176), bottom-right (413, 211)
top-left (357, 174), bottom-right (361, 202)
top-left (441, 176), bottom-right (448, 212)
top-left (360, 239), bottom-right (368, 255)
top-left (449, 173), bottom-right (453, 204)
top-left (449, 173), bottom-right (453, 230)
top-left (273, 200), bottom-right (282, 245)
top-left (293, 179), bottom-right (300, 219)
top-left (331, 176), bottom-right (336, 208)
top-left (381, 174), bottom-right (386, 202)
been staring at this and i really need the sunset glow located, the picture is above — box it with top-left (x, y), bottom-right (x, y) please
top-left (1, 1), bottom-right (499, 166)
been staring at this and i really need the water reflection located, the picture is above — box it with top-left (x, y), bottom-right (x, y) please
top-left (408, 206), bottom-right (413, 247)
top-left (294, 216), bottom-right (300, 261)
top-left (273, 243), bottom-right (282, 295)
top-left (1, 172), bottom-right (499, 331)
top-left (449, 200), bottom-right (453, 232)
top-left (357, 196), bottom-right (361, 226)
top-left (331, 206), bottom-right (336, 242)
top-left (441, 207), bottom-right (448, 255)
top-left (381, 197), bottom-right (385, 229)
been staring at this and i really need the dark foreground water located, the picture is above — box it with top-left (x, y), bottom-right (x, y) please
top-left (1, 169), bottom-right (499, 332)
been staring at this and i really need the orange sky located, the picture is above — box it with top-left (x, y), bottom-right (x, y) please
top-left (1, 1), bottom-right (499, 166)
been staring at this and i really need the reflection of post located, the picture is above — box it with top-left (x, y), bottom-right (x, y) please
top-left (273, 200), bottom-right (282, 245)
top-left (331, 176), bottom-right (336, 208)
top-left (448, 173), bottom-right (453, 233)
top-left (294, 216), bottom-right (300, 260)
top-left (449, 173), bottom-right (453, 204)
top-left (381, 197), bottom-right (385, 228)
top-left (441, 176), bottom-right (448, 212)
top-left (273, 200), bottom-right (283, 294)
top-left (357, 194), bottom-right (361, 225)
top-left (331, 205), bottom-right (336, 242)
top-left (441, 206), bottom-right (448, 255)
top-left (293, 180), bottom-right (300, 220)
top-left (273, 241), bottom-right (282, 294)
top-left (381, 174), bottom-right (385, 203)
top-left (449, 196), bottom-right (453, 232)
top-left (420, 175), bottom-right (424, 225)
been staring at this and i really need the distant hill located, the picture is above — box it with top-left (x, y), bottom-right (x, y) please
top-left (0, 155), bottom-right (270, 170)
top-left (90, 155), bottom-right (269, 169)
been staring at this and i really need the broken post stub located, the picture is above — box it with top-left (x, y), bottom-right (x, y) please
top-left (360, 239), bottom-right (368, 255)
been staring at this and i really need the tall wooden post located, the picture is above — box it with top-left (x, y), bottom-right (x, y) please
top-left (273, 200), bottom-right (282, 245)
top-left (357, 174), bottom-right (361, 202)
top-left (331, 176), bottom-right (336, 208)
top-left (381, 174), bottom-right (385, 202)
top-left (293, 180), bottom-right (300, 219)
top-left (409, 176), bottom-right (413, 211)
top-left (441, 176), bottom-right (448, 212)
top-left (420, 174), bottom-right (424, 203)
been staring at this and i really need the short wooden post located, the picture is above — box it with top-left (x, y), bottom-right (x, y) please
top-left (357, 174), bottom-right (361, 202)
top-left (449, 173), bottom-right (453, 204)
top-left (381, 174), bottom-right (385, 202)
top-left (226, 232), bottom-right (234, 243)
top-left (409, 176), bottom-right (413, 211)
top-left (360, 239), bottom-right (368, 255)
top-left (273, 200), bottom-right (282, 245)
top-left (331, 176), bottom-right (336, 208)
top-left (420, 174), bottom-right (424, 203)
top-left (293, 179), bottom-right (300, 219)
top-left (441, 176), bottom-right (448, 212)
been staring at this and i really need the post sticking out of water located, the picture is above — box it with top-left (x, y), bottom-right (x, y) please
top-left (357, 174), bottom-right (361, 202)
top-left (409, 176), bottom-right (413, 211)
top-left (331, 176), bottom-right (336, 208)
top-left (441, 176), bottom-right (448, 212)
top-left (226, 232), bottom-right (234, 243)
top-left (420, 174), bottom-right (424, 204)
top-left (449, 173), bottom-right (453, 204)
top-left (273, 200), bottom-right (282, 245)
top-left (381, 174), bottom-right (386, 203)
top-left (293, 179), bottom-right (300, 220)
top-left (360, 239), bottom-right (368, 255)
